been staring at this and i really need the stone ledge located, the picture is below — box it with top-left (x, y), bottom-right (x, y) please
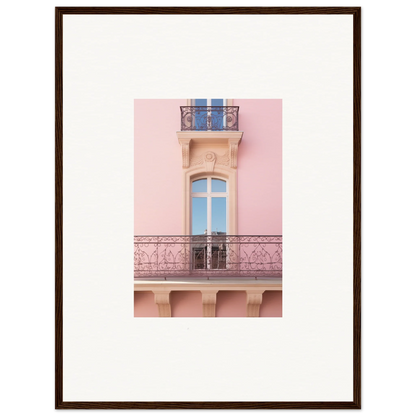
top-left (134, 278), bottom-right (282, 292)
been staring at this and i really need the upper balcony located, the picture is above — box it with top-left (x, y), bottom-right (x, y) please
top-left (134, 235), bottom-right (282, 280)
top-left (180, 106), bottom-right (239, 131)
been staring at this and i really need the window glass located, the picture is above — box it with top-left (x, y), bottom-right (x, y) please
top-left (192, 197), bottom-right (207, 235)
top-left (194, 99), bottom-right (208, 131)
top-left (211, 197), bottom-right (226, 234)
top-left (195, 99), bottom-right (207, 106)
top-left (212, 179), bottom-right (226, 192)
top-left (211, 99), bottom-right (224, 130)
top-left (211, 99), bottom-right (224, 106)
top-left (192, 179), bottom-right (207, 193)
top-left (192, 99), bottom-right (225, 131)
top-left (191, 178), bottom-right (227, 236)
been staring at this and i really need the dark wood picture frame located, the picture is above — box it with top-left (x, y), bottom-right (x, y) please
top-left (56, 7), bottom-right (361, 409)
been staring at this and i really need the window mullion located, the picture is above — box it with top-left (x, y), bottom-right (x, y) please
top-left (207, 195), bottom-right (212, 236)
top-left (207, 177), bottom-right (211, 270)
top-left (207, 195), bottom-right (212, 269)
top-left (207, 99), bottom-right (212, 131)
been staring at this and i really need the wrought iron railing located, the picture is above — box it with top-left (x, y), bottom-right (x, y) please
top-left (134, 235), bottom-right (282, 279)
top-left (180, 106), bottom-right (239, 131)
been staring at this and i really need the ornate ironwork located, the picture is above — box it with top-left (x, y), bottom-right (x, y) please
top-left (180, 106), bottom-right (239, 131)
top-left (134, 235), bottom-right (282, 279)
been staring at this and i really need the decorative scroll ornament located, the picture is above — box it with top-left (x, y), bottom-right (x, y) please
top-left (216, 151), bottom-right (230, 167)
top-left (178, 132), bottom-right (241, 170)
top-left (180, 106), bottom-right (239, 131)
top-left (190, 154), bottom-right (204, 167)
top-left (190, 151), bottom-right (230, 169)
top-left (229, 138), bottom-right (240, 168)
top-left (204, 151), bottom-right (216, 172)
top-left (179, 138), bottom-right (191, 168)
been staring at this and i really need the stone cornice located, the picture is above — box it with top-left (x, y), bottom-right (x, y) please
top-left (177, 131), bottom-right (243, 142)
top-left (134, 279), bottom-right (282, 292)
top-left (177, 131), bottom-right (243, 169)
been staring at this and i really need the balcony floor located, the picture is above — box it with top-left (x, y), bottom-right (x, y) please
top-left (134, 277), bottom-right (282, 292)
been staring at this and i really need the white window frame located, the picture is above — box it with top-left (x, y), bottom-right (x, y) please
top-left (191, 177), bottom-right (229, 270)
top-left (191, 177), bottom-right (228, 236)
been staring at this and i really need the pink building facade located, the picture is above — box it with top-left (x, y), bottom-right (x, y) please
top-left (134, 99), bottom-right (282, 317)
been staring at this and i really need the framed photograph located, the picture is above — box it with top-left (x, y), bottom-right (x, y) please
top-left (56, 7), bottom-right (360, 409)
top-left (133, 98), bottom-right (283, 319)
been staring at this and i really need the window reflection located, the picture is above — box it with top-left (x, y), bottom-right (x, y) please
top-left (212, 179), bottom-right (226, 192)
top-left (211, 197), bottom-right (226, 234)
top-left (192, 179), bottom-right (207, 193)
top-left (192, 197), bottom-right (207, 235)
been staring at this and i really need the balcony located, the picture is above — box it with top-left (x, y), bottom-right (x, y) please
top-left (134, 235), bottom-right (282, 280)
top-left (180, 106), bottom-right (239, 131)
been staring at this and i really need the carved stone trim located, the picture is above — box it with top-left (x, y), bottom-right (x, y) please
top-left (190, 151), bottom-right (229, 169)
top-left (246, 290), bottom-right (265, 317)
top-left (201, 290), bottom-right (218, 317)
top-left (177, 132), bottom-right (242, 170)
top-left (190, 154), bottom-right (204, 167)
top-left (229, 138), bottom-right (240, 169)
top-left (204, 151), bottom-right (216, 172)
top-left (178, 138), bottom-right (191, 168)
top-left (153, 290), bottom-right (171, 317)
top-left (216, 151), bottom-right (230, 167)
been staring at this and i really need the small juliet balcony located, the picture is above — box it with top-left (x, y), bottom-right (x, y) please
top-left (134, 235), bottom-right (282, 280)
top-left (180, 106), bottom-right (239, 131)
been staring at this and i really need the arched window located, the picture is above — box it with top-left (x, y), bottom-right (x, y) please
top-left (191, 177), bottom-right (227, 235)
top-left (181, 166), bottom-right (237, 236)
top-left (191, 177), bottom-right (228, 270)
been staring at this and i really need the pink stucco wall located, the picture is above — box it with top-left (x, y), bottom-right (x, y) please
top-left (134, 99), bottom-right (282, 235)
top-left (170, 291), bottom-right (203, 317)
top-left (134, 291), bottom-right (158, 317)
top-left (260, 291), bottom-right (282, 317)
top-left (234, 99), bottom-right (282, 235)
top-left (134, 99), bottom-right (184, 235)
top-left (216, 291), bottom-right (247, 317)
